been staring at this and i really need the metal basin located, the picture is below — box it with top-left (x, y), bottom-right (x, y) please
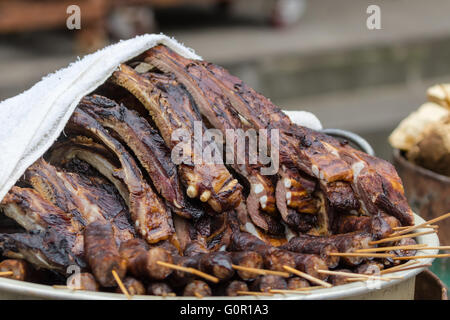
top-left (393, 149), bottom-right (450, 245)
top-left (0, 213), bottom-right (439, 300)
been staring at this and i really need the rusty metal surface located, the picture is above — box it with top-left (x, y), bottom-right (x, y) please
top-left (415, 270), bottom-right (448, 300)
top-left (393, 149), bottom-right (450, 245)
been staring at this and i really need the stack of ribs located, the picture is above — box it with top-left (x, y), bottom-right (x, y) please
top-left (0, 45), bottom-right (416, 296)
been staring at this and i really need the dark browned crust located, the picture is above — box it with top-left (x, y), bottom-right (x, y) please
top-left (287, 277), bottom-right (310, 290)
top-left (183, 280), bottom-right (212, 297)
top-left (229, 251), bottom-right (264, 281)
top-left (225, 280), bottom-right (248, 296)
top-left (288, 232), bottom-right (373, 267)
top-left (84, 221), bottom-right (127, 287)
top-left (79, 94), bottom-right (203, 220)
top-left (280, 238), bottom-right (340, 268)
top-left (110, 65), bottom-right (242, 213)
top-left (0, 230), bottom-right (85, 272)
top-left (147, 282), bottom-right (174, 296)
top-left (250, 275), bottom-right (287, 292)
top-left (66, 108), bottom-right (174, 243)
top-left (68, 272), bottom-right (99, 291)
top-left (24, 158), bottom-right (135, 243)
top-left (119, 238), bottom-right (173, 280)
top-left (115, 277), bottom-right (146, 295)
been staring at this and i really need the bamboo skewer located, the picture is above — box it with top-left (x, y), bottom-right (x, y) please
top-left (380, 263), bottom-right (432, 275)
top-left (355, 244), bottom-right (428, 252)
top-left (305, 286), bottom-right (327, 291)
top-left (346, 278), bottom-right (374, 282)
top-left (236, 291), bottom-right (273, 296)
top-left (394, 253), bottom-right (450, 261)
top-left (392, 225), bottom-right (438, 231)
top-left (269, 289), bottom-right (310, 295)
top-left (419, 246), bottom-right (450, 251)
top-left (231, 264), bottom-right (290, 278)
top-left (283, 266), bottom-right (332, 288)
top-left (112, 270), bottom-right (131, 300)
top-left (369, 230), bottom-right (436, 245)
top-left (0, 271), bottom-right (14, 277)
top-left (157, 261), bottom-right (219, 283)
top-left (317, 269), bottom-right (402, 281)
top-left (392, 212), bottom-right (450, 236)
top-left (328, 252), bottom-right (395, 258)
top-left (377, 260), bottom-right (419, 274)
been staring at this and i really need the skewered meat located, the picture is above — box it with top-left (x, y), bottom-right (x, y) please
top-left (66, 108), bottom-right (174, 243)
top-left (78, 94), bottom-right (203, 220)
top-left (287, 277), bottom-right (310, 290)
top-left (110, 65), bottom-right (242, 213)
top-left (328, 269), bottom-right (353, 286)
top-left (0, 259), bottom-right (29, 281)
top-left (280, 237), bottom-right (340, 268)
top-left (24, 158), bottom-right (135, 243)
top-left (231, 230), bottom-right (328, 279)
top-left (250, 275), bottom-right (287, 292)
top-left (183, 280), bottom-right (212, 297)
top-left (147, 282), bottom-right (174, 296)
top-left (115, 277), bottom-right (146, 295)
top-left (84, 221), bottom-right (127, 287)
top-left (198, 252), bottom-right (234, 281)
top-left (224, 280), bottom-right (248, 296)
top-left (174, 251), bottom-right (234, 282)
top-left (119, 238), bottom-right (173, 280)
top-left (284, 232), bottom-right (373, 267)
top-left (67, 272), bottom-right (99, 291)
top-left (229, 251), bottom-right (264, 281)
top-left (335, 213), bottom-right (399, 240)
top-left (355, 262), bottom-right (384, 275)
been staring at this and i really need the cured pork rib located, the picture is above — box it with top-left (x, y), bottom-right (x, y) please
top-left (110, 65), bottom-right (242, 213)
top-left (64, 108), bottom-right (174, 243)
top-left (143, 45), bottom-right (413, 226)
top-left (142, 46), bottom-right (325, 233)
top-left (0, 231), bottom-right (83, 272)
top-left (0, 186), bottom-right (85, 270)
top-left (123, 67), bottom-right (282, 234)
top-left (24, 158), bottom-right (135, 243)
top-left (77, 95), bottom-right (203, 220)
top-left (49, 136), bottom-right (130, 207)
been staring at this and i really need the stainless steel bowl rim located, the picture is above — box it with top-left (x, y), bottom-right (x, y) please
top-left (0, 213), bottom-right (438, 300)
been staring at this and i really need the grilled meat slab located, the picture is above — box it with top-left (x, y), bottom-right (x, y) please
top-left (0, 186), bottom-right (85, 270)
top-left (143, 45), bottom-right (413, 227)
top-left (110, 64), bottom-right (242, 213)
top-left (78, 94), bottom-right (203, 220)
top-left (24, 158), bottom-right (135, 243)
top-left (65, 108), bottom-right (174, 243)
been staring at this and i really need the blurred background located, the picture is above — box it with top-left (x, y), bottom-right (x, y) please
top-left (3, 0), bottom-right (450, 160)
top-left (0, 0), bottom-right (449, 288)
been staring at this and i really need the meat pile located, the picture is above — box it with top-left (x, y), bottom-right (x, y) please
top-left (0, 45), bottom-right (416, 297)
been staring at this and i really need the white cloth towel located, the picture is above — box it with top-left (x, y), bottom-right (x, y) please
top-left (0, 34), bottom-right (321, 202)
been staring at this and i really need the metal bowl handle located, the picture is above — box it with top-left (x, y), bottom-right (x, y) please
top-left (320, 128), bottom-right (375, 156)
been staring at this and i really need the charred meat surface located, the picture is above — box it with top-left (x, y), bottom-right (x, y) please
top-left (24, 158), bottom-right (135, 243)
top-left (78, 95), bottom-right (203, 220)
top-left (66, 108), bottom-right (174, 243)
top-left (111, 65), bottom-right (242, 213)
top-left (84, 221), bottom-right (127, 287)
